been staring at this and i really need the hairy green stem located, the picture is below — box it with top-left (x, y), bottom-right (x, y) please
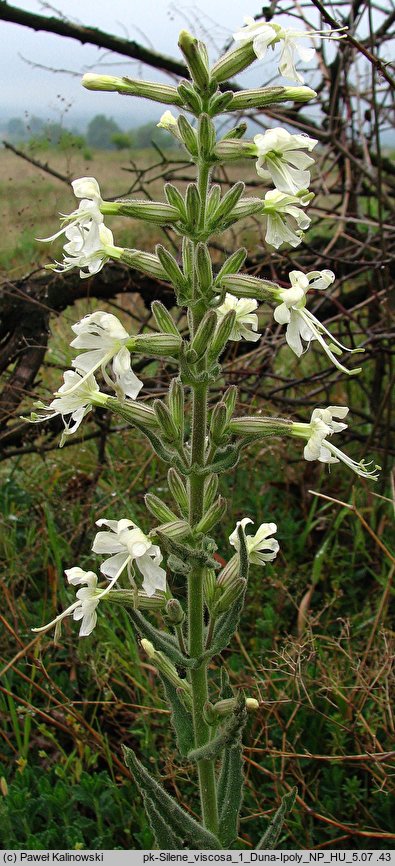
top-left (187, 156), bottom-right (219, 836)
top-left (188, 385), bottom-right (218, 836)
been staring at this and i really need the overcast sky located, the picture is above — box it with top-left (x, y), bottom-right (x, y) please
top-left (0, 0), bottom-right (327, 130)
top-left (0, 0), bottom-right (265, 128)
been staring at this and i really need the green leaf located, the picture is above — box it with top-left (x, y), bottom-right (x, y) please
top-left (167, 554), bottom-right (192, 576)
top-left (127, 609), bottom-right (198, 669)
top-left (143, 795), bottom-right (183, 849)
top-left (138, 426), bottom-right (177, 465)
top-left (219, 667), bottom-right (233, 700)
top-left (257, 788), bottom-right (297, 849)
top-left (123, 746), bottom-right (221, 850)
top-left (188, 692), bottom-right (246, 762)
top-left (205, 444), bottom-right (241, 474)
top-left (159, 671), bottom-right (194, 757)
top-left (205, 581), bottom-right (247, 660)
top-left (156, 532), bottom-right (219, 571)
top-left (217, 740), bottom-right (244, 847)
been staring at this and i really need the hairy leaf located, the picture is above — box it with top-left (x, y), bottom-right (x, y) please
top-left (127, 608), bottom-right (198, 669)
top-left (123, 746), bottom-right (221, 850)
top-left (143, 795), bottom-right (183, 849)
top-left (217, 740), bottom-right (244, 847)
top-left (257, 788), bottom-right (297, 849)
top-left (219, 667), bottom-right (234, 700)
top-left (204, 581), bottom-right (247, 660)
top-left (159, 671), bottom-right (194, 757)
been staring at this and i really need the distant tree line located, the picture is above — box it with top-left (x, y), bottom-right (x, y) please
top-left (4, 113), bottom-right (174, 151)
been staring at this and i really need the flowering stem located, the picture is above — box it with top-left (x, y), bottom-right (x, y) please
top-left (186, 156), bottom-right (219, 835)
top-left (188, 383), bottom-right (218, 835)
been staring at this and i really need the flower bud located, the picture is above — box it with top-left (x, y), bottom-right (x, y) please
top-left (208, 693), bottom-right (258, 720)
top-left (216, 555), bottom-right (239, 589)
top-left (204, 474), bottom-right (219, 510)
top-left (198, 113), bottom-right (216, 160)
top-left (185, 183), bottom-right (202, 227)
top-left (157, 110), bottom-right (180, 139)
top-left (133, 333), bottom-right (182, 357)
top-left (221, 123), bottom-right (248, 141)
top-left (215, 139), bottom-right (256, 161)
top-left (223, 198), bottom-right (264, 225)
top-left (191, 311), bottom-right (217, 360)
top-left (177, 80), bottom-right (203, 115)
top-left (209, 402), bottom-right (228, 445)
top-left (168, 468), bottom-right (189, 517)
top-left (177, 114), bottom-right (198, 157)
top-left (203, 568), bottom-right (217, 609)
top-left (208, 90), bottom-right (234, 116)
top-left (203, 701), bottom-right (218, 726)
top-left (209, 182), bottom-right (245, 225)
top-left (211, 42), bottom-right (257, 83)
top-left (178, 30), bottom-right (211, 92)
top-left (223, 385), bottom-right (238, 422)
top-left (151, 301), bottom-right (181, 338)
top-left (195, 497), bottom-right (227, 534)
top-left (107, 398), bottom-right (159, 430)
top-left (153, 520), bottom-right (191, 540)
top-left (140, 639), bottom-right (192, 705)
top-left (164, 183), bottom-right (188, 222)
top-left (153, 399), bottom-right (180, 443)
top-left (120, 249), bottom-right (167, 280)
top-left (107, 589), bottom-right (166, 610)
top-left (214, 577), bottom-right (246, 614)
top-left (229, 416), bottom-right (293, 437)
top-left (82, 74), bottom-right (183, 105)
top-left (214, 250), bottom-right (247, 286)
top-left (208, 310), bottom-right (236, 360)
top-left (156, 245), bottom-right (187, 293)
top-left (141, 639), bottom-right (155, 657)
top-left (230, 86), bottom-right (317, 111)
top-left (165, 598), bottom-right (185, 626)
top-left (219, 273), bottom-right (278, 299)
top-left (206, 185), bottom-right (221, 219)
top-left (106, 200), bottom-right (180, 225)
top-left (195, 243), bottom-right (213, 294)
top-left (145, 493), bottom-right (179, 524)
top-left (168, 378), bottom-right (184, 434)
top-left (182, 237), bottom-right (195, 281)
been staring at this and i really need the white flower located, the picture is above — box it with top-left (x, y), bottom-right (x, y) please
top-left (32, 567), bottom-right (115, 638)
top-left (262, 189), bottom-right (312, 248)
top-left (72, 177), bottom-right (103, 205)
top-left (229, 517), bottom-right (279, 565)
top-left (254, 128), bottom-right (317, 195)
top-left (38, 177), bottom-right (121, 279)
top-left (38, 177), bottom-right (104, 245)
top-left (70, 311), bottom-right (143, 399)
top-left (272, 269), bottom-right (363, 375)
top-left (92, 518), bottom-right (166, 597)
top-left (38, 199), bottom-right (103, 245)
top-left (233, 17), bottom-right (346, 83)
top-left (216, 294), bottom-right (261, 342)
top-left (291, 406), bottom-right (380, 479)
top-left (50, 221), bottom-right (119, 280)
top-left (29, 369), bottom-right (106, 446)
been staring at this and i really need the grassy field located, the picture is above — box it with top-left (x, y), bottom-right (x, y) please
top-left (0, 144), bottom-right (394, 850)
top-left (0, 146), bottom-right (258, 275)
